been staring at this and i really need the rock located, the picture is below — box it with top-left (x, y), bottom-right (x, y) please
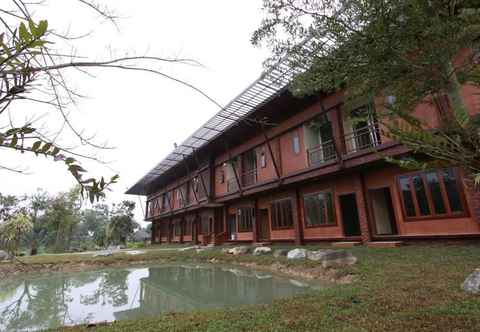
top-left (307, 249), bottom-right (335, 261)
top-left (229, 246), bottom-right (251, 256)
top-left (463, 268), bottom-right (480, 294)
top-left (253, 246), bottom-right (272, 255)
top-left (287, 248), bottom-right (307, 260)
top-left (126, 250), bottom-right (145, 256)
top-left (273, 249), bottom-right (289, 258)
top-left (93, 250), bottom-right (113, 257)
top-left (221, 248), bottom-right (230, 254)
top-left (0, 250), bottom-right (8, 261)
top-left (320, 251), bottom-right (358, 268)
top-left (179, 246), bottom-right (200, 252)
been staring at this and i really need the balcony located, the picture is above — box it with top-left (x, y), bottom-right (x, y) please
top-left (241, 168), bottom-right (258, 187)
top-left (344, 124), bottom-right (381, 154)
top-left (307, 140), bottom-right (337, 166)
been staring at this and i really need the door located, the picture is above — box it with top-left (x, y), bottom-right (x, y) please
top-left (257, 209), bottom-right (270, 241)
top-left (339, 193), bottom-right (362, 237)
top-left (369, 188), bottom-right (398, 235)
top-left (227, 214), bottom-right (237, 240)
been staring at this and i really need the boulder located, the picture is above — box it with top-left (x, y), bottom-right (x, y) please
top-left (0, 250), bottom-right (9, 261)
top-left (463, 268), bottom-right (480, 294)
top-left (287, 248), bottom-right (307, 260)
top-left (320, 251), bottom-right (358, 268)
top-left (229, 246), bottom-right (251, 255)
top-left (253, 246), bottom-right (272, 256)
top-left (306, 249), bottom-right (335, 261)
top-left (93, 250), bottom-right (113, 257)
top-left (221, 248), bottom-right (231, 254)
top-left (273, 249), bottom-right (289, 258)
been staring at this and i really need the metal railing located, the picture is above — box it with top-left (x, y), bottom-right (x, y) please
top-left (307, 140), bottom-right (337, 166)
top-left (241, 168), bottom-right (258, 187)
top-left (344, 124), bottom-right (381, 154)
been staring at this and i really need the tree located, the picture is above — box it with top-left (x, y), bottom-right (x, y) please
top-left (24, 189), bottom-right (49, 255)
top-left (1, 1), bottom-right (220, 202)
top-left (106, 201), bottom-right (137, 246)
top-left (43, 188), bottom-right (82, 253)
top-left (0, 193), bottom-right (21, 221)
top-left (0, 212), bottom-right (33, 259)
top-left (253, 1), bottom-right (480, 180)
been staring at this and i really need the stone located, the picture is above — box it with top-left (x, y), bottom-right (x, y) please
top-left (307, 249), bottom-right (335, 261)
top-left (253, 246), bottom-right (272, 255)
top-left (93, 250), bottom-right (113, 257)
top-left (287, 248), bottom-right (307, 260)
top-left (463, 268), bottom-right (480, 294)
top-left (0, 250), bottom-right (9, 261)
top-left (179, 246), bottom-right (200, 252)
top-left (229, 246), bottom-right (251, 256)
top-left (221, 248), bottom-right (230, 254)
top-left (273, 249), bottom-right (289, 258)
top-left (320, 251), bottom-right (358, 268)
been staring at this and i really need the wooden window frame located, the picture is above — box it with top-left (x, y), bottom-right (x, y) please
top-left (237, 207), bottom-right (254, 233)
top-left (260, 150), bottom-right (267, 168)
top-left (396, 168), bottom-right (468, 222)
top-left (174, 221), bottom-right (182, 237)
top-left (303, 191), bottom-right (337, 228)
top-left (270, 198), bottom-right (295, 230)
top-left (292, 132), bottom-right (301, 155)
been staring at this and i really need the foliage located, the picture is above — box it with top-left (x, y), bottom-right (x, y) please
top-left (106, 201), bottom-right (138, 246)
top-left (0, 213), bottom-right (33, 258)
top-left (253, 0), bottom-right (480, 180)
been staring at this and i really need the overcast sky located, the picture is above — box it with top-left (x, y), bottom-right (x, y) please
top-left (0, 1), bottom-right (269, 224)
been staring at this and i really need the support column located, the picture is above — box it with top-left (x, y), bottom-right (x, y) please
top-left (358, 173), bottom-right (372, 243)
top-left (253, 198), bottom-right (259, 243)
top-left (294, 189), bottom-right (304, 245)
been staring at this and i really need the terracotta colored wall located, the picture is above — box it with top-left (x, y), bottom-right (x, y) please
top-left (258, 189), bottom-right (296, 241)
top-left (363, 165), bottom-right (480, 236)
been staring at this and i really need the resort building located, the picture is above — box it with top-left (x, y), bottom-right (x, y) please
top-left (126, 57), bottom-right (480, 246)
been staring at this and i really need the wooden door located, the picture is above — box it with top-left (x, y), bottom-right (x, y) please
top-left (257, 208), bottom-right (270, 241)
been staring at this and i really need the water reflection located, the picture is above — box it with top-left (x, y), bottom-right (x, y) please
top-left (0, 264), bottom-right (320, 331)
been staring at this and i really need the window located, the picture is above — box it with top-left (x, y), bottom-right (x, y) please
top-left (201, 216), bottom-right (211, 234)
top-left (398, 168), bottom-right (465, 220)
top-left (304, 192), bottom-right (335, 227)
top-left (260, 151), bottom-right (267, 168)
top-left (271, 199), bottom-right (294, 229)
top-left (292, 133), bottom-right (301, 155)
top-left (220, 171), bottom-right (225, 184)
top-left (174, 222), bottom-right (182, 236)
top-left (238, 207), bottom-right (254, 232)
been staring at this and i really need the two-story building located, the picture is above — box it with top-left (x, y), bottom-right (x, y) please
top-left (126, 57), bottom-right (480, 246)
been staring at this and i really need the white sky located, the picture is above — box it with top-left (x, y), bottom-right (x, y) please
top-left (0, 1), bottom-right (269, 224)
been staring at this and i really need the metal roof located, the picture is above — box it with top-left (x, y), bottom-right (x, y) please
top-left (126, 52), bottom-right (309, 196)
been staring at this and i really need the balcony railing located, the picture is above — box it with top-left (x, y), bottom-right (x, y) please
top-left (241, 168), bottom-right (258, 187)
top-left (344, 124), bottom-right (381, 154)
top-left (307, 140), bottom-right (337, 166)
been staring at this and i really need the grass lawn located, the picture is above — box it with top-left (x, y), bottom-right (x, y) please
top-left (4, 243), bottom-right (480, 331)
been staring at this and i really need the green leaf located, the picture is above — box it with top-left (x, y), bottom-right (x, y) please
top-left (9, 135), bottom-right (18, 147)
top-left (19, 22), bottom-right (31, 42)
top-left (28, 19), bottom-right (37, 36)
top-left (31, 141), bottom-right (42, 151)
top-left (40, 143), bottom-right (52, 153)
top-left (51, 147), bottom-right (60, 155)
top-left (37, 20), bottom-right (48, 37)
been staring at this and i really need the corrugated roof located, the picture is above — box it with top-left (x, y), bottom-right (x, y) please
top-left (126, 49), bottom-right (311, 196)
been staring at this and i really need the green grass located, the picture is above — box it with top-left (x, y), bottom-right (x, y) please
top-left (5, 243), bottom-right (480, 331)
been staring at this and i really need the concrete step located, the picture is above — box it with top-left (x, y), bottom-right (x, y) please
top-left (331, 241), bottom-right (362, 248)
top-left (367, 241), bottom-right (404, 248)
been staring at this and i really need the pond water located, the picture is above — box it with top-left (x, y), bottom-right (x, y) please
top-left (0, 264), bottom-right (324, 331)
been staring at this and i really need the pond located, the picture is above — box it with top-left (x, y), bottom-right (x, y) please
top-left (0, 264), bottom-right (324, 331)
